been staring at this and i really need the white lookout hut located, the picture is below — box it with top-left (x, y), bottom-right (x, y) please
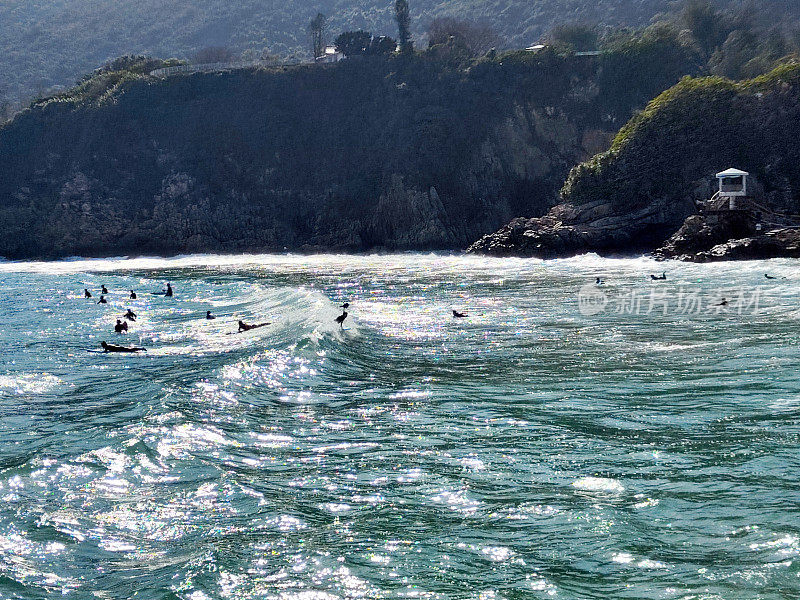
top-left (716, 168), bottom-right (749, 209)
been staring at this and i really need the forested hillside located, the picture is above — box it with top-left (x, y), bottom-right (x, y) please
top-left (2, 0), bottom-right (799, 103)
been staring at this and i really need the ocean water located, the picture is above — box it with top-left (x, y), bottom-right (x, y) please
top-left (0, 253), bottom-right (798, 600)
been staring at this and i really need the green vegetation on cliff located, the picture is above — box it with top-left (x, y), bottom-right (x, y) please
top-left (561, 61), bottom-right (800, 217)
top-left (0, 40), bottom-right (699, 258)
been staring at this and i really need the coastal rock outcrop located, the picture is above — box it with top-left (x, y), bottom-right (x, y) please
top-left (467, 195), bottom-right (694, 257)
top-left (658, 222), bottom-right (800, 262)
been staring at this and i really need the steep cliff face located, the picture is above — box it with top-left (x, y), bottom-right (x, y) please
top-left (0, 48), bottom-right (695, 259)
top-left (470, 63), bottom-right (800, 258)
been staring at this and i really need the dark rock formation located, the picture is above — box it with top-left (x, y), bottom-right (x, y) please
top-left (467, 195), bottom-right (695, 257)
top-left (665, 226), bottom-right (800, 262)
top-left (653, 212), bottom-right (756, 260)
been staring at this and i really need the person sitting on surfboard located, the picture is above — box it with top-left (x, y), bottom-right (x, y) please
top-left (238, 320), bottom-right (269, 332)
top-left (130, 290), bottom-right (137, 299)
top-left (84, 288), bottom-right (92, 298)
top-left (114, 319), bottom-right (128, 333)
top-left (206, 311), bottom-right (215, 320)
top-left (164, 283), bottom-right (173, 297)
top-left (101, 341), bottom-right (145, 353)
top-left (97, 295), bottom-right (107, 304)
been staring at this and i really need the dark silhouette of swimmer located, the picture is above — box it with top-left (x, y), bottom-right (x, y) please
top-left (101, 285), bottom-right (109, 294)
top-left (651, 272), bottom-right (667, 281)
top-left (238, 320), bottom-right (270, 332)
top-left (452, 310), bottom-right (468, 318)
top-left (97, 295), bottom-right (107, 304)
top-left (164, 283), bottom-right (173, 297)
top-left (206, 311), bottom-right (215, 320)
top-left (765, 273), bottom-right (776, 279)
top-left (335, 310), bottom-right (348, 328)
top-left (717, 298), bottom-right (728, 306)
top-left (596, 277), bottom-right (603, 285)
top-left (84, 289), bottom-right (92, 298)
top-left (124, 309), bottom-right (136, 321)
top-left (114, 319), bottom-right (128, 333)
top-left (101, 341), bottom-right (145, 353)
top-left (130, 290), bottom-right (137, 299)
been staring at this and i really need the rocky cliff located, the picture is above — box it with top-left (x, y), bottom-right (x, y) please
top-left (469, 62), bottom-right (800, 259)
top-left (0, 45), bottom-right (696, 259)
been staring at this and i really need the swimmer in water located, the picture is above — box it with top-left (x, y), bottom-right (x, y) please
top-left (84, 288), bottom-right (92, 298)
top-left (164, 283), bottom-right (173, 297)
top-left (130, 290), bottom-right (137, 299)
top-left (101, 341), bottom-right (145, 353)
top-left (717, 298), bottom-right (728, 306)
top-left (238, 320), bottom-right (270, 332)
top-left (452, 310), bottom-right (468, 318)
top-left (596, 277), bottom-right (603, 285)
top-left (114, 319), bottom-right (128, 333)
top-left (124, 309), bottom-right (137, 321)
top-left (97, 295), bottom-right (107, 304)
top-left (206, 311), bottom-right (215, 320)
top-left (650, 272), bottom-right (667, 281)
top-left (101, 285), bottom-right (109, 294)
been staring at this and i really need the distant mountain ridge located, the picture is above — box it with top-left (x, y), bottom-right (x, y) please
top-left (2, 0), bottom-right (797, 102)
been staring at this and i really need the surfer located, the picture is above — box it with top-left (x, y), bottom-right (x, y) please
top-left (595, 277), bottom-right (603, 285)
top-left (765, 273), bottom-right (777, 279)
top-left (651, 272), bottom-right (667, 281)
top-left (130, 290), bottom-right (137, 299)
top-left (452, 309), bottom-right (468, 318)
top-left (97, 295), bottom-right (107, 304)
top-left (101, 285), bottom-right (109, 294)
top-left (238, 320), bottom-right (270, 332)
top-left (717, 298), bottom-right (729, 306)
top-left (206, 311), bottom-right (215, 320)
top-left (164, 283), bottom-right (173, 297)
top-left (124, 309), bottom-right (137, 321)
top-left (84, 288), bottom-right (92, 298)
top-left (114, 319), bottom-right (128, 333)
top-left (335, 309), bottom-right (348, 328)
top-left (100, 341), bottom-right (145, 353)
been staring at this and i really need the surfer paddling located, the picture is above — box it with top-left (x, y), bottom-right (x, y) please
top-left (100, 341), bottom-right (145, 353)
top-left (238, 320), bottom-right (270, 332)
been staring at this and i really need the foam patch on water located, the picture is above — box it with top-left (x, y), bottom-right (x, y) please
top-left (572, 476), bottom-right (625, 494)
top-left (0, 373), bottom-right (63, 396)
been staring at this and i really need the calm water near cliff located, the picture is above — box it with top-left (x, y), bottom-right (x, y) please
top-left (0, 253), bottom-right (798, 600)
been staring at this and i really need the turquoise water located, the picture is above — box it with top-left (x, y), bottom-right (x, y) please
top-left (0, 253), bottom-right (798, 599)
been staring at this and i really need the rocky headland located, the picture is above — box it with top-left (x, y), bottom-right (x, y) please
top-left (469, 63), bottom-right (800, 261)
